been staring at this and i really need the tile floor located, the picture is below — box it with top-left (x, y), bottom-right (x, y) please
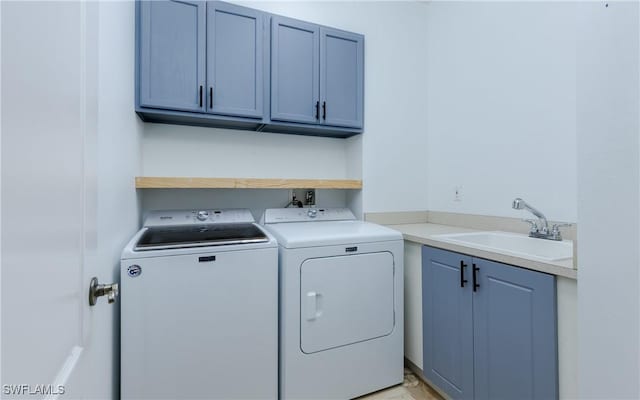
top-left (357, 369), bottom-right (443, 400)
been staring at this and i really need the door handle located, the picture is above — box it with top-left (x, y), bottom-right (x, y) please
top-left (209, 86), bottom-right (213, 109)
top-left (89, 277), bottom-right (119, 306)
top-left (315, 101), bottom-right (320, 120)
top-left (322, 101), bottom-right (326, 120)
top-left (306, 291), bottom-right (322, 320)
top-left (460, 260), bottom-right (468, 288)
top-left (199, 85), bottom-right (203, 108)
top-left (472, 264), bottom-right (480, 292)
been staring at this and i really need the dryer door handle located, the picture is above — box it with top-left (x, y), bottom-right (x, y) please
top-left (306, 291), bottom-right (323, 321)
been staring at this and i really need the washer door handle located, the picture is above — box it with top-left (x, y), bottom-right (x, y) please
top-left (306, 291), bottom-right (323, 320)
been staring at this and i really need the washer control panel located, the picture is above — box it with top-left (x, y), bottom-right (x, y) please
top-left (263, 207), bottom-right (356, 224)
top-left (144, 209), bottom-right (255, 227)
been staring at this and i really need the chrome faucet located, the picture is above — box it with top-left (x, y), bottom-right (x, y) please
top-left (512, 198), bottom-right (570, 241)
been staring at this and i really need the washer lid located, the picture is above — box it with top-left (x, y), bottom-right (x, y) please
top-left (134, 223), bottom-right (269, 251)
top-left (263, 220), bottom-right (402, 249)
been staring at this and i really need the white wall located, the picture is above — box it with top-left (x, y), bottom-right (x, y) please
top-left (140, 189), bottom-right (347, 222)
top-left (141, 125), bottom-right (351, 218)
top-left (346, 135), bottom-right (363, 218)
top-left (576, 2), bottom-right (640, 398)
top-left (95, 1), bottom-right (144, 395)
top-left (54, 2), bottom-right (145, 397)
top-left (141, 1), bottom-right (429, 215)
top-left (142, 126), bottom-right (348, 179)
top-left (425, 2), bottom-right (577, 222)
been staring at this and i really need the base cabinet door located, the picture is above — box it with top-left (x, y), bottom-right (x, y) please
top-left (472, 258), bottom-right (558, 400)
top-left (422, 246), bottom-right (558, 400)
top-left (422, 247), bottom-right (474, 399)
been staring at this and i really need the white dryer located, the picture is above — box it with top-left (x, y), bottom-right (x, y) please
top-left (262, 208), bottom-right (404, 400)
top-left (121, 209), bottom-right (278, 400)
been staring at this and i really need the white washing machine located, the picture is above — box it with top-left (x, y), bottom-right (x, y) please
top-left (120, 209), bottom-right (278, 400)
top-left (262, 207), bottom-right (404, 400)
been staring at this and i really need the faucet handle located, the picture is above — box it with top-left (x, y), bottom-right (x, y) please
top-left (551, 222), bottom-right (572, 230)
top-left (522, 218), bottom-right (539, 233)
top-left (550, 223), bottom-right (572, 240)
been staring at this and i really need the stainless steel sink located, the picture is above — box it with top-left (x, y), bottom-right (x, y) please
top-left (432, 231), bottom-right (573, 261)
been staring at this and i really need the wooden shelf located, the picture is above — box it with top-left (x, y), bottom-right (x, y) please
top-left (135, 177), bottom-right (363, 190)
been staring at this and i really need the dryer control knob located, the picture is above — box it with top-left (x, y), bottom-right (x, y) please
top-left (307, 209), bottom-right (318, 218)
top-left (196, 210), bottom-right (210, 221)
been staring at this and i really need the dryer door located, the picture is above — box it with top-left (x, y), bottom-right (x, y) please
top-left (300, 252), bottom-right (395, 354)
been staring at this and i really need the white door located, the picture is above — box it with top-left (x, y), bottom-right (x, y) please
top-left (2, 1), bottom-right (116, 398)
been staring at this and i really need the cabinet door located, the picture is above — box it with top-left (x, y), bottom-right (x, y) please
top-left (206, 2), bottom-right (263, 118)
top-left (139, 0), bottom-right (205, 112)
top-left (473, 258), bottom-right (558, 400)
top-left (271, 16), bottom-right (319, 124)
top-left (422, 246), bottom-right (474, 400)
top-left (320, 28), bottom-right (364, 128)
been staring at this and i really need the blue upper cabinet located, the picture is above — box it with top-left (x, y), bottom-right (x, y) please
top-left (472, 258), bottom-right (558, 400)
top-left (206, 2), bottom-right (263, 118)
top-left (320, 28), bottom-right (364, 129)
top-left (269, 18), bottom-right (365, 129)
top-left (138, 0), bottom-right (206, 112)
top-left (136, 0), bottom-right (364, 138)
top-left (270, 16), bottom-right (319, 124)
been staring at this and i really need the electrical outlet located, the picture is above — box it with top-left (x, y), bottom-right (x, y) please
top-left (454, 186), bottom-right (462, 202)
top-left (305, 190), bottom-right (315, 206)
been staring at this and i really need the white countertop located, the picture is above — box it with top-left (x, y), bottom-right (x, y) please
top-left (388, 222), bottom-right (577, 280)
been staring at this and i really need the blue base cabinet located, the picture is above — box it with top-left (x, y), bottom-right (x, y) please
top-left (422, 248), bottom-right (474, 399)
top-left (422, 246), bottom-right (558, 400)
